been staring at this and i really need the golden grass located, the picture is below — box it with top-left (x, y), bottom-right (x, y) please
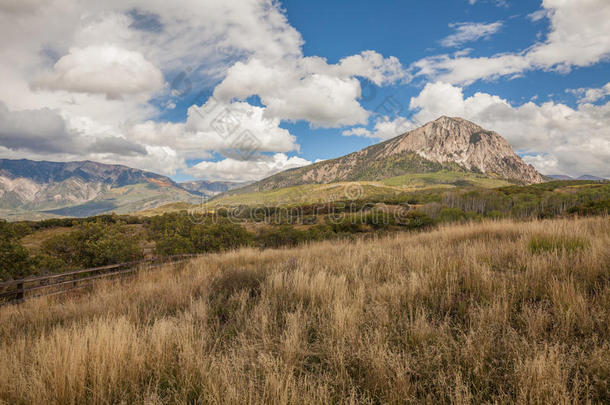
top-left (1, 217), bottom-right (608, 404)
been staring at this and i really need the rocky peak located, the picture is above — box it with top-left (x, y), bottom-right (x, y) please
top-left (381, 116), bottom-right (544, 183)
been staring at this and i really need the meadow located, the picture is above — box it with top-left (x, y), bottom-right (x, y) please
top-left (0, 216), bottom-right (608, 404)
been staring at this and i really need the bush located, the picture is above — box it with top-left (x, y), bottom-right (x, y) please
top-left (438, 207), bottom-right (467, 223)
top-left (362, 209), bottom-right (395, 230)
top-left (190, 221), bottom-right (253, 253)
top-left (0, 238), bottom-right (32, 280)
top-left (0, 220), bottom-right (33, 280)
top-left (326, 214), bottom-right (368, 233)
top-left (148, 213), bottom-right (253, 255)
top-left (42, 221), bottom-right (143, 268)
top-left (154, 234), bottom-right (194, 256)
top-left (568, 199), bottom-right (610, 216)
top-left (257, 225), bottom-right (310, 248)
top-left (398, 211), bottom-right (436, 230)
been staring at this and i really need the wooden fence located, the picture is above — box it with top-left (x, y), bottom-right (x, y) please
top-left (0, 255), bottom-right (201, 306)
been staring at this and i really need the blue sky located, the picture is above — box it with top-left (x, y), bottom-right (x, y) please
top-left (276, 0), bottom-right (603, 160)
top-left (1, 0), bottom-right (609, 180)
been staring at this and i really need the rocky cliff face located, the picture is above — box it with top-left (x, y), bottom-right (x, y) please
top-left (231, 116), bottom-right (544, 195)
top-left (380, 116), bottom-right (545, 184)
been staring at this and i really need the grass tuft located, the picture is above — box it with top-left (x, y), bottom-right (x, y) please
top-left (529, 233), bottom-right (590, 254)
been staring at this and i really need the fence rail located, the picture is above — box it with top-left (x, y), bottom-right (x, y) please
top-left (0, 255), bottom-right (201, 306)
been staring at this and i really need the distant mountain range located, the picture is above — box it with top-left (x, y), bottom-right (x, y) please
top-left (0, 159), bottom-right (235, 220)
top-left (2, 116), bottom-right (603, 220)
top-left (180, 180), bottom-right (251, 196)
top-left (547, 174), bottom-right (607, 181)
top-left (224, 116), bottom-right (545, 197)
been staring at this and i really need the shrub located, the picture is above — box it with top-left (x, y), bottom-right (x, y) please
top-left (398, 211), bottom-right (436, 230)
top-left (568, 199), bottom-right (610, 216)
top-left (189, 221), bottom-right (253, 253)
top-left (154, 234), bottom-right (194, 256)
top-left (0, 238), bottom-right (32, 280)
top-left (326, 214), bottom-right (368, 233)
top-left (438, 207), bottom-right (467, 223)
top-left (42, 221), bottom-right (143, 268)
top-left (257, 225), bottom-right (307, 248)
top-left (149, 213), bottom-right (253, 255)
top-left (0, 220), bottom-right (33, 280)
top-left (362, 209), bottom-right (395, 230)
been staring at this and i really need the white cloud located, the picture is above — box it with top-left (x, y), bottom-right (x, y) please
top-left (440, 21), bottom-right (503, 48)
top-left (34, 45), bottom-right (164, 99)
top-left (0, 102), bottom-right (148, 157)
top-left (567, 82), bottom-right (610, 104)
top-left (185, 153), bottom-right (311, 181)
top-left (468, 0), bottom-right (507, 6)
top-left (0, 0), bottom-right (313, 179)
top-left (409, 82), bottom-right (610, 177)
top-left (334, 51), bottom-right (406, 86)
top-left (0, 0), bottom-right (408, 180)
top-left (411, 53), bottom-right (531, 85)
top-left (214, 58), bottom-right (368, 127)
top-left (527, 9), bottom-right (549, 22)
top-left (342, 127), bottom-right (372, 138)
top-left (213, 50), bottom-right (406, 127)
top-left (128, 99), bottom-right (299, 166)
top-left (0, 0), bottom-right (50, 14)
top-left (412, 0), bottom-right (610, 84)
top-left (342, 116), bottom-right (415, 141)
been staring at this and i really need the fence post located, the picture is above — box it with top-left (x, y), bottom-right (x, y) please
top-left (16, 282), bottom-right (24, 302)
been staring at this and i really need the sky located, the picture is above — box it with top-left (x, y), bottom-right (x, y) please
top-left (0, 0), bottom-right (609, 182)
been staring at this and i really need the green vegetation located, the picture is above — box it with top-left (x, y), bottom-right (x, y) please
top-left (148, 213), bottom-right (253, 256)
top-left (529, 234), bottom-right (590, 254)
top-left (0, 220), bottom-right (34, 280)
top-left (380, 170), bottom-right (511, 188)
top-left (1, 180), bottom-right (608, 281)
top-left (205, 170), bottom-right (513, 207)
top-left (40, 221), bottom-right (143, 269)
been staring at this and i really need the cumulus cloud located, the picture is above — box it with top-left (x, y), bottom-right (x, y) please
top-left (216, 59), bottom-right (367, 127)
top-left (1, 0), bottom-right (607, 183)
top-left (34, 45), bottom-right (164, 99)
top-left (567, 82), bottom-right (610, 104)
top-left (0, 0), bottom-right (409, 179)
top-left (342, 116), bottom-right (415, 141)
top-left (185, 153), bottom-right (311, 181)
top-left (440, 21), bottom-right (503, 48)
top-left (409, 82), bottom-right (610, 177)
top-left (0, 0), bottom-right (310, 176)
top-left (0, 102), bottom-right (75, 154)
top-left (129, 99), bottom-right (298, 158)
top-left (213, 51), bottom-right (405, 127)
top-left (0, 0), bottom-right (50, 14)
top-left (0, 102), bottom-right (150, 159)
top-left (342, 127), bottom-right (373, 138)
top-left (412, 0), bottom-right (610, 84)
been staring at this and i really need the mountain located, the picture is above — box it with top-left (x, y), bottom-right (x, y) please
top-left (226, 116), bottom-right (544, 196)
top-left (0, 159), bottom-right (199, 220)
top-left (576, 175), bottom-right (607, 181)
top-left (180, 180), bottom-right (252, 197)
top-left (547, 174), bottom-right (574, 180)
top-left (547, 174), bottom-right (607, 181)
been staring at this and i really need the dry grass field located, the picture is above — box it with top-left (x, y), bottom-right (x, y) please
top-left (0, 217), bottom-right (608, 404)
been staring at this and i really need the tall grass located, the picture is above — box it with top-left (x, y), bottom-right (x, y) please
top-left (0, 216), bottom-right (608, 404)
